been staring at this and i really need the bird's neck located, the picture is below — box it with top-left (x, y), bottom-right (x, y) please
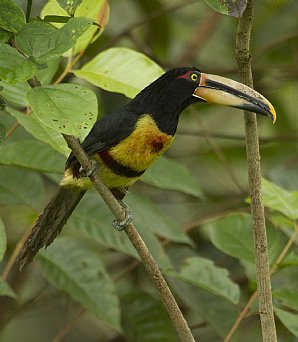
top-left (129, 92), bottom-right (194, 136)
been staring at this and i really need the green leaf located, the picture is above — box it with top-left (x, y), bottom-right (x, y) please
top-left (0, 43), bottom-right (36, 84)
top-left (0, 139), bottom-right (65, 173)
top-left (121, 292), bottom-right (179, 342)
top-left (0, 278), bottom-right (17, 298)
top-left (0, 218), bottom-right (6, 261)
top-left (0, 0), bottom-right (25, 33)
top-left (0, 80), bottom-right (29, 107)
top-left (275, 307), bottom-right (298, 337)
top-left (262, 178), bottom-right (298, 220)
top-left (74, 47), bottom-right (164, 98)
top-left (168, 256), bottom-right (240, 304)
top-left (203, 0), bottom-right (247, 18)
top-left (207, 213), bottom-right (284, 265)
top-left (142, 156), bottom-right (203, 198)
top-left (15, 17), bottom-right (93, 64)
top-left (37, 237), bottom-right (121, 331)
top-left (208, 214), bottom-right (255, 263)
top-left (41, 0), bottom-right (109, 54)
top-left (273, 289), bottom-right (298, 311)
top-left (0, 28), bottom-right (11, 42)
top-left (67, 192), bottom-right (172, 270)
top-left (0, 123), bottom-right (5, 144)
top-left (67, 192), bottom-right (139, 259)
top-left (167, 245), bottom-right (239, 337)
top-left (8, 107), bottom-right (69, 156)
top-left (126, 192), bottom-right (192, 245)
top-left (27, 83), bottom-right (97, 140)
top-left (57, 0), bottom-right (83, 16)
top-left (0, 166), bottom-right (44, 211)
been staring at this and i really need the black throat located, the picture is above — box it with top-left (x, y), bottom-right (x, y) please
top-left (128, 70), bottom-right (198, 135)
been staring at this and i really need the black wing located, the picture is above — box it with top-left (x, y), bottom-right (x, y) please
top-left (66, 105), bottom-right (138, 168)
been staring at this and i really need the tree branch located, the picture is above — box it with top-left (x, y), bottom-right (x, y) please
top-left (235, 1), bottom-right (277, 341)
top-left (63, 134), bottom-right (195, 342)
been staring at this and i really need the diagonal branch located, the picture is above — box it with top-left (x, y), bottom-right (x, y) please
top-left (235, 1), bottom-right (277, 341)
top-left (63, 134), bottom-right (195, 342)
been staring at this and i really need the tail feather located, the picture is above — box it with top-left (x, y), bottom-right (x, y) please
top-left (18, 187), bottom-right (85, 270)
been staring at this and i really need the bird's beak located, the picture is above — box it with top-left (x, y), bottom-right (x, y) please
top-left (193, 73), bottom-right (276, 123)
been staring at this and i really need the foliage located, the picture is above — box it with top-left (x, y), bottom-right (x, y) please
top-left (0, 0), bottom-right (297, 341)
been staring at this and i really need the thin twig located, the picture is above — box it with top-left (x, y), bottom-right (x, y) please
top-left (191, 109), bottom-right (246, 195)
top-left (178, 11), bottom-right (221, 65)
top-left (52, 308), bottom-right (86, 342)
top-left (105, 0), bottom-right (197, 48)
top-left (235, 2), bottom-right (277, 340)
top-left (178, 129), bottom-right (298, 144)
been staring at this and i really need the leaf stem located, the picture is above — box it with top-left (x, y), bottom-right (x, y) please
top-left (26, 0), bottom-right (33, 23)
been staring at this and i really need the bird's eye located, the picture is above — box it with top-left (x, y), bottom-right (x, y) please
top-left (190, 73), bottom-right (198, 81)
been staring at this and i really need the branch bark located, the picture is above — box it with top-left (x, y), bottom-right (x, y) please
top-left (235, 1), bottom-right (277, 341)
top-left (63, 134), bottom-right (195, 342)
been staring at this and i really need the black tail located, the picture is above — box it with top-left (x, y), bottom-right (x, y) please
top-left (18, 187), bottom-right (85, 270)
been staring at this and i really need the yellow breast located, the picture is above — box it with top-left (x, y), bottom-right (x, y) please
top-left (109, 114), bottom-right (174, 171)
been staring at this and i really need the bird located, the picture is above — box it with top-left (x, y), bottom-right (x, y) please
top-left (17, 67), bottom-right (276, 270)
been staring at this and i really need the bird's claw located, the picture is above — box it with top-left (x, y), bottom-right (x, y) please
top-left (112, 205), bottom-right (133, 231)
top-left (80, 160), bottom-right (98, 178)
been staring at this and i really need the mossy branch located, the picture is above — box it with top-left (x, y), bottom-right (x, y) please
top-left (235, 1), bottom-right (277, 341)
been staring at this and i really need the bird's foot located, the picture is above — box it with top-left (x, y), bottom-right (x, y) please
top-left (113, 202), bottom-right (133, 231)
top-left (79, 160), bottom-right (98, 178)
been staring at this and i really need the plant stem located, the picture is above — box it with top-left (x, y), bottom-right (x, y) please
top-left (235, 1), bottom-right (277, 341)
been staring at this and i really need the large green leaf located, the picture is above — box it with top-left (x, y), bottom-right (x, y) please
top-left (168, 256), bottom-right (240, 304)
top-left (15, 17), bottom-right (93, 64)
top-left (262, 178), bottom-right (298, 220)
top-left (0, 28), bottom-right (11, 42)
top-left (208, 214), bottom-right (255, 263)
top-left (0, 80), bottom-right (29, 107)
top-left (27, 83), bottom-right (97, 140)
top-left (121, 292), bottom-right (179, 342)
top-left (0, 218), bottom-right (6, 261)
top-left (0, 166), bottom-right (44, 211)
top-left (56, 0), bottom-right (83, 15)
top-left (0, 277), bottom-right (17, 299)
top-left (67, 191), bottom-right (172, 270)
top-left (142, 156), bottom-right (203, 198)
top-left (41, 0), bottom-right (109, 54)
top-left (207, 213), bottom-right (285, 265)
top-left (275, 307), bottom-right (298, 337)
top-left (126, 192), bottom-right (192, 245)
top-left (74, 47), bottom-right (164, 98)
top-left (0, 43), bottom-right (36, 84)
top-left (67, 191), bottom-right (139, 259)
top-left (167, 245), bottom-right (239, 337)
top-left (0, 0), bottom-right (25, 33)
top-left (273, 289), bottom-right (298, 311)
top-left (203, 0), bottom-right (247, 18)
top-left (8, 107), bottom-right (69, 156)
top-left (0, 139), bottom-right (65, 173)
top-left (37, 237), bottom-right (121, 331)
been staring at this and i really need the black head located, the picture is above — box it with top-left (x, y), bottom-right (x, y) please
top-left (127, 66), bottom-right (276, 135)
top-left (129, 67), bottom-right (203, 134)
